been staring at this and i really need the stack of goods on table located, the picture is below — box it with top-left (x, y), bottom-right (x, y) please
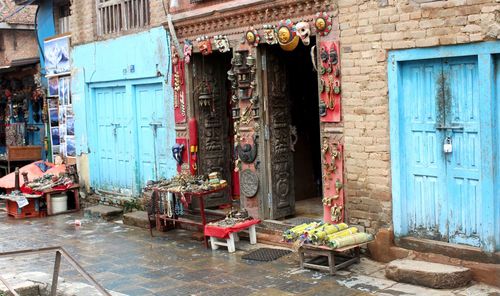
top-left (208, 172), bottom-right (227, 190)
top-left (208, 208), bottom-right (252, 227)
top-left (22, 174), bottom-right (74, 194)
top-left (283, 222), bottom-right (374, 249)
top-left (144, 172), bottom-right (227, 194)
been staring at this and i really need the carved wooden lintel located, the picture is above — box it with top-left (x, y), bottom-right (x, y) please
top-left (168, 0), bottom-right (335, 40)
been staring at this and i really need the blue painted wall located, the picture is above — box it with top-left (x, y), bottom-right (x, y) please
top-left (35, 0), bottom-right (56, 77)
top-left (71, 27), bottom-right (176, 195)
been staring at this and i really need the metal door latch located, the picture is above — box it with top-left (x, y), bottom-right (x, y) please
top-left (443, 137), bottom-right (452, 153)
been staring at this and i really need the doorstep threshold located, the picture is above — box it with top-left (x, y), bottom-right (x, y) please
top-left (396, 236), bottom-right (500, 264)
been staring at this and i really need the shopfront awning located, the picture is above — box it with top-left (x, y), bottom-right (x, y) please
top-left (0, 57), bottom-right (39, 73)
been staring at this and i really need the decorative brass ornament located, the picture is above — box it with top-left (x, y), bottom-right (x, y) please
top-left (277, 19), bottom-right (295, 44)
top-left (275, 19), bottom-right (300, 51)
top-left (245, 28), bottom-right (260, 47)
top-left (315, 12), bottom-right (333, 36)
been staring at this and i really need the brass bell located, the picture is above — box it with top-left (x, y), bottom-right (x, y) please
top-left (232, 53), bottom-right (243, 66)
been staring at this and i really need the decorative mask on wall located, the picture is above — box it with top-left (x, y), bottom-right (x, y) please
top-left (236, 134), bottom-right (258, 164)
top-left (244, 28), bottom-right (260, 47)
top-left (262, 24), bottom-right (278, 45)
top-left (196, 36), bottom-right (212, 56)
top-left (171, 45), bottom-right (179, 65)
top-left (213, 35), bottom-right (230, 53)
top-left (183, 39), bottom-right (193, 64)
top-left (277, 19), bottom-right (299, 51)
top-left (295, 21), bottom-right (311, 46)
top-left (172, 143), bottom-right (185, 165)
top-left (314, 12), bottom-right (333, 36)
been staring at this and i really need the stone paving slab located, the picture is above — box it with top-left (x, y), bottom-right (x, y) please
top-left (0, 212), bottom-right (498, 296)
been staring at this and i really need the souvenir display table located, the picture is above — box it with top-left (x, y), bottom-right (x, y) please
top-left (298, 243), bottom-right (364, 275)
top-left (283, 222), bottom-right (374, 275)
top-left (154, 185), bottom-right (229, 247)
top-left (1, 193), bottom-right (44, 219)
top-left (205, 219), bottom-right (260, 253)
top-left (20, 173), bottom-right (80, 216)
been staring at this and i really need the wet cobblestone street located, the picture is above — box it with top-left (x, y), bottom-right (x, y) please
top-left (0, 211), bottom-right (368, 296)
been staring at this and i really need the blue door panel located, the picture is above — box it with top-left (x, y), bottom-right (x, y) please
top-left (400, 57), bottom-right (487, 248)
top-left (135, 83), bottom-right (174, 189)
top-left (402, 60), bottom-right (447, 239)
top-left (444, 57), bottom-right (481, 247)
top-left (92, 86), bottom-right (135, 194)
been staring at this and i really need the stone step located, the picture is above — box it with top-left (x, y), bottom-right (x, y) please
top-left (123, 210), bottom-right (152, 229)
top-left (84, 205), bottom-right (123, 221)
top-left (385, 259), bottom-right (472, 289)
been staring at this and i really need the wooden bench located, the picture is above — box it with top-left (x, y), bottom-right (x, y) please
top-left (299, 243), bottom-right (366, 275)
top-left (205, 219), bottom-right (260, 253)
top-left (209, 224), bottom-right (257, 253)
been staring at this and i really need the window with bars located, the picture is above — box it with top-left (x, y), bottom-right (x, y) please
top-left (96, 0), bottom-right (150, 36)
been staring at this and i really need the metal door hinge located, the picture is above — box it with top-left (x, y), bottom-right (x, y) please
top-left (264, 125), bottom-right (270, 140)
top-left (267, 192), bottom-right (272, 209)
top-left (262, 54), bottom-right (266, 70)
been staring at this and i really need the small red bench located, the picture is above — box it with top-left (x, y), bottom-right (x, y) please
top-left (205, 219), bottom-right (260, 253)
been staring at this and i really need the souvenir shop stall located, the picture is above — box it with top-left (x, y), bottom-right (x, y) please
top-left (0, 61), bottom-right (45, 176)
top-left (0, 34), bottom-right (80, 219)
top-left (145, 171), bottom-right (260, 250)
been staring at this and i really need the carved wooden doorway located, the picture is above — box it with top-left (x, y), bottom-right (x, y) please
top-left (261, 46), bottom-right (296, 219)
top-left (192, 52), bottom-right (233, 207)
top-left (260, 42), bottom-right (321, 220)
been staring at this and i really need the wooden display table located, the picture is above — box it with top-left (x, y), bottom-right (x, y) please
top-left (43, 184), bottom-right (80, 216)
top-left (299, 243), bottom-right (365, 275)
top-left (155, 185), bottom-right (229, 247)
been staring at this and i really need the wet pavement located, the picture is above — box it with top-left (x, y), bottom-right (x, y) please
top-left (0, 209), bottom-right (369, 296)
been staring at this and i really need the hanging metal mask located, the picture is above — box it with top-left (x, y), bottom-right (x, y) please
top-left (214, 35), bottom-right (230, 53)
top-left (196, 36), bottom-right (212, 56)
top-left (183, 39), bottom-right (193, 64)
top-left (262, 24), bottom-right (278, 45)
top-left (315, 12), bottom-right (333, 36)
top-left (295, 21), bottom-right (311, 46)
top-left (172, 143), bottom-right (184, 165)
top-left (236, 134), bottom-right (258, 164)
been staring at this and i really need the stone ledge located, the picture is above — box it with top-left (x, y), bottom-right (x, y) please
top-left (84, 205), bottom-right (123, 221)
top-left (385, 259), bottom-right (472, 289)
top-left (123, 211), bottom-right (152, 229)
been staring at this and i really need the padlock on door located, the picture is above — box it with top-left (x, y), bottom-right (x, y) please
top-left (443, 137), bottom-right (452, 153)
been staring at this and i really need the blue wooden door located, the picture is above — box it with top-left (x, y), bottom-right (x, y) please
top-left (135, 83), bottom-right (173, 188)
top-left (93, 87), bottom-right (135, 194)
top-left (401, 57), bottom-right (487, 247)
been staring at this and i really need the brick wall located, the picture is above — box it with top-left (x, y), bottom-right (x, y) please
top-left (0, 30), bottom-right (38, 66)
top-left (70, 0), bottom-right (168, 46)
top-left (339, 0), bottom-right (499, 234)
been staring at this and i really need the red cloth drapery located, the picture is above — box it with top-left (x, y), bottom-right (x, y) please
top-left (204, 219), bottom-right (261, 239)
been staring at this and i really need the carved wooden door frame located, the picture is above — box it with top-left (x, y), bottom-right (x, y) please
top-left (259, 46), bottom-right (296, 219)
